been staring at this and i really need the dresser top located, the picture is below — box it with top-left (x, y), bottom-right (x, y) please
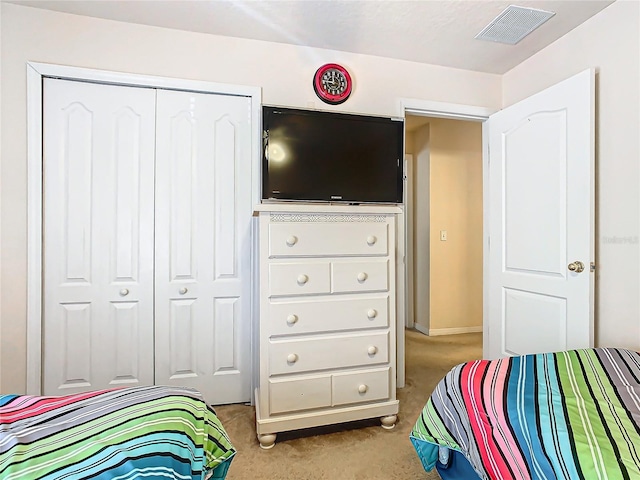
top-left (254, 202), bottom-right (403, 215)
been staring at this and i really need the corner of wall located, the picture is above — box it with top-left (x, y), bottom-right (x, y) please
top-left (0, 1), bottom-right (5, 392)
top-left (411, 123), bottom-right (431, 333)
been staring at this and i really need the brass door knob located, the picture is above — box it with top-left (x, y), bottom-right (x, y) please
top-left (568, 261), bottom-right (585, 273)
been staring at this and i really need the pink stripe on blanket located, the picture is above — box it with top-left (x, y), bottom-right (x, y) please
top-left (0, 389), bottom-right (115, 422)
top-left (462, 359), bottom-right (529, 479)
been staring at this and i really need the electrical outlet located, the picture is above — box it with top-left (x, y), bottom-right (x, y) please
top-left (440, 230), bottom-right (447, 241)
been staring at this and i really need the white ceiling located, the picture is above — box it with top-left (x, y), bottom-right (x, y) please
top-left (7, 0), bottom-right (614, 74)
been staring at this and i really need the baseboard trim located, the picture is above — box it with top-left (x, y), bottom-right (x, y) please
top-left (413, 323), bottom-right (430, 336)
top-left (428, 326), bottom-right (483, 336)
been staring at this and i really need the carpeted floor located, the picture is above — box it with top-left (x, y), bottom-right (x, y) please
top-left (214, 329), bottom-right (483, 480)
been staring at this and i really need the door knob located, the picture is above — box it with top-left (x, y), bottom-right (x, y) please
top-left (567, 261), bottom-right (585, 273)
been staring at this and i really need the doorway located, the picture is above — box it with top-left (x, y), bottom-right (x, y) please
top-left (398, 68), bottom-right (595, 372)
top-left (404, 115), bottom-right (484, 340)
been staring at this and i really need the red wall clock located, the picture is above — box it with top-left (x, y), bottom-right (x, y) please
top-left (313, 63), bottom-right (352, 105)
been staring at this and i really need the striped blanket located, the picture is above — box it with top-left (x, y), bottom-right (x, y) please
top-left (0, 385), bottom-right (236, 480)
top-left (410, 348), bottom-right (640, 480)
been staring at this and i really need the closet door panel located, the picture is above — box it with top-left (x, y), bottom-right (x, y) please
top-left (214, 119), bottom-right (238, 279)
top-left (43, 78), bottom-right (156, 395)
top-left (154, 89), bottom-right (252, 404)
top-left (111, 301), bottom-right (144, 383)
top-left (168, 299), bottom-right (198, 377)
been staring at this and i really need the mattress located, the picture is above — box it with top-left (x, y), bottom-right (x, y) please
top-left (0, 385), bottom-right (236, 480)
top-left (410, 347), bottom-right (640, 479)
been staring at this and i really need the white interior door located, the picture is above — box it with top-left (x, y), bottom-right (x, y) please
top-left (154, 89), bottom-right (253, 404)
top-left (487, 69), bottom-right (595, 358)
top-left (43, 78), bottom-right (156, 395)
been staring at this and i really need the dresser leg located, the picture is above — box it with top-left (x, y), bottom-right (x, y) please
top-left (257, 433), bottom-right (277, 449)
top-left (380, 414), bottom-right (398, 430)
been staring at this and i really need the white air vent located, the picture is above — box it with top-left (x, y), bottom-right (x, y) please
top-left (475, 5), bottom-right (555, 45)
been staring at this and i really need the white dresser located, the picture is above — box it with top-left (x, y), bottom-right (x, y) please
top-left (255, 204), bottom-right (400, 449)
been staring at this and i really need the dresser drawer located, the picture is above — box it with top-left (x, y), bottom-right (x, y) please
top-left (269, 222), bottom-right (388, 257)
top-left (268, 368), bottom-right (390, 415)
top-left (332, 367), bottom-right (391, 407)
top-left (269, 331), bottom-right (389, 375)
top-left (332, 259), bottom-right (389, 293)
top-left (269, 295), bottom-right (389, 336)
top-left (269, 262), bottom-right (331, 297)
top-left (269, 375), bottom-right (331, 414)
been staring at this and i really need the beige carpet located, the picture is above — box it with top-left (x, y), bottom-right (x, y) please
top-left (214, 330), bottom-right (483, 480)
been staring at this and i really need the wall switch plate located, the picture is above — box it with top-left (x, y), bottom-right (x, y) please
top-left (440, 230), bottom-right (447, 241)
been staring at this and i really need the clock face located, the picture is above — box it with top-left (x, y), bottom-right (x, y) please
top-left (313, 63), bottom-right (352, 105)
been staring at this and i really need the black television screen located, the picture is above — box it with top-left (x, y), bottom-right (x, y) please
top-left (262, 106), bottom-right (404, 204)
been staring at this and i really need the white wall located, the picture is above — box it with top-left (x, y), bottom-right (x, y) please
top-left (412, 125), bottom-right (430, 334)
top-left (503, 0), bottom-right (640, 350)
top-left (0, 3), bottom-right (501, 394)
top-left (0, 2), bottom-right (3, 390)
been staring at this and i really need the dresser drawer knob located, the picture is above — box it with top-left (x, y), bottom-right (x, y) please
top-left (367, 346), bottom-right (378, 356)
top-left (119, 288), bottom-right (130, 297)
top-left (366, 235), bottom-right (377, 246)
top-left (287, 353), bottom-right (299, 364)
top-left (286, 235), bottom-right (298, 247)
top-left (358, 384), bottom-right (369, 394)
top-left (367, 309), bottom-right (378, 319)
top-left (297, 274), bottom-right (309, 285)
top-left (286, 314), bottom-right (299, 325)
top-left (178, 287), bottom-right (188, 295)
top-left (357, 272), bottom-right (368, 283)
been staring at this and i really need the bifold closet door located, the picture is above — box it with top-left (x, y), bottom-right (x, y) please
top-left (43, 78), bottom-right (156, 395)
top-left (154, 89), bottom-right (253, 404)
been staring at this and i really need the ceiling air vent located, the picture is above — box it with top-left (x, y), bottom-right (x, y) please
top-left (475, 5), bottom-right (555, 45)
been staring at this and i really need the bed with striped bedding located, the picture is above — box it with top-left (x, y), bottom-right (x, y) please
top-left (410, 347), bottom-right (640, 480)
top-left (0, 385), bottom-right (236, 480)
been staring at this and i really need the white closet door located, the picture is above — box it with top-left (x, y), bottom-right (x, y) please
top-left (43, 78), bottom-right (156, 395)
top-left (154, 89), bottom-right (253, 404)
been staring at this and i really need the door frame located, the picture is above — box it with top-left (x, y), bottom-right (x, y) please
top-left (26, 62), bottom-right (262, 395)
top-left (396, 99), bottom-right (496, 386)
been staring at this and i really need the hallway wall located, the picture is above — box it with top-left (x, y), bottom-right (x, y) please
top-left (428, 118), bottom-right (483, 333)
top-left (409, 118), bottom-right (483, 335)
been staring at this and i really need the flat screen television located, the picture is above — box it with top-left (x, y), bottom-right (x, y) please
top-left (262, 106), bottom-right (404, 204)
